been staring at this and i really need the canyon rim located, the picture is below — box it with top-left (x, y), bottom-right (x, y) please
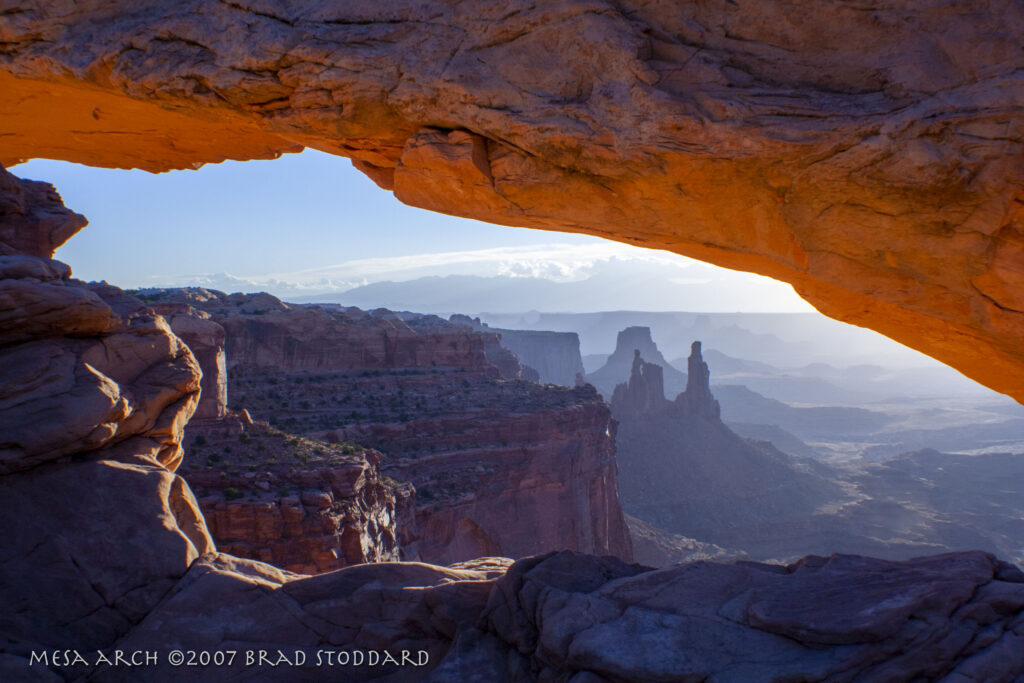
top-left (3, 2), bottom-right (1024, 682)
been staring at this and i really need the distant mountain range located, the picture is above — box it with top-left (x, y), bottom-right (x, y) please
top-left (290, 257), bottom-right (812, 314)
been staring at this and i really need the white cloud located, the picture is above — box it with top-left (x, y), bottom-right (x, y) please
top-left (144, 241), bottom-right (815, 313)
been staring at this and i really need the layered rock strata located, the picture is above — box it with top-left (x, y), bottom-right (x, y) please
top-left (451, 315), bottom-right (584, 386)
top-left (184, 419), bottom-right (416, 574)
top-left (139, 288), bottom-right (632, 565)
top-left (0, 165), bottom-right (212, 668)
top-left (155, 304), bottom-right (228, 422)
top-left (0, 165), bottom-right (201, 475)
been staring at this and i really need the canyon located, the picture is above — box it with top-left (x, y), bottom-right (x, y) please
top-left (4, 3), bottom-right (1024, 680)
top-left (450, 315), bottom-right (585, 387)
top-left (142, 286), bottom-right (632, 567)
top-left (2, 1), bottom-right (1024, 404)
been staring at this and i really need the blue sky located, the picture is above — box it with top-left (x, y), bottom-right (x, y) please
top-left (12, 149), bottom-right (814, 311)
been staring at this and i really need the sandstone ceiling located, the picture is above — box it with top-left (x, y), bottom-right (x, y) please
top-left (1, 1), bottom-right (1023, 401)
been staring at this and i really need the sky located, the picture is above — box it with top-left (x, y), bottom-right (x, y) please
top-left (12, 149), bottom-right (815, 312)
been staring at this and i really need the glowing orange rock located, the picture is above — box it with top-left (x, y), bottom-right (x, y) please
top-left (2, 1), bottom-right (1023, 400)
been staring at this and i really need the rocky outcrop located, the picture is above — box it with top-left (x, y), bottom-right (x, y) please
top-left (0, 164), bottom-right (86, 258)
top-left (4, 3), bottom-right (1024, 402)
top-left (0, 166), bottom-right (213, 669)
top-left (155, 304), bottom-right (228, 422)
top-left (588, 326), bottom-right (686, 398)
top-left (625, 513), bottom-right (731, 567)
top-left (678, 340), bottom-right (720, 420)
top-left (451, 315), bottom-right (584, 386)
top-left (477, 329), bottom-right (539, 382)
top-left (149, 290), bottom-right (632, 565)
top-left (142, 288), bottom-right (498, 374)
top-left (611, 344), bottom-right (853, 559)
top-left (352, 392), bottom-right (630, 565)
top-left (231, 358), bottom-right (632, 566)
top-left (0, 457), bottom-right (214, 664)
top-left (0, 167), bottom-right (201, 475)
top-left (184, 420), bottom-right (415, 574)
top-left (432, 550), bottom-right (1024, 683)
top-left (609, 349), bottom-right (666, 417)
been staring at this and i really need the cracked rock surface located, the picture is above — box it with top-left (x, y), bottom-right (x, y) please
top-left (2, 1), bottom-right (1024, 401)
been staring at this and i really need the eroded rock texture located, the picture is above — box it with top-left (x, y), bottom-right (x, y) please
top-left (435, 550), bottom-right (1024, 682)
top-left (188, 420), bottom-right (415, 574)
top-left (18, 549), bottom-right (1024, 682)
top-left (0, 166), bottom-right (201, 474)
top-left (0, 165), bottom-right (213, 673)
top-left (2, 1), bottom-right (1024, 401)
top-left (146, 288), bottom-right (633, 565)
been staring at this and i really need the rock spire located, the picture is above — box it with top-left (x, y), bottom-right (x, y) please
top-left (678, 341), bottom-right (721, 421)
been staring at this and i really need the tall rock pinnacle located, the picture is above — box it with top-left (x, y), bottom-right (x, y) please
top-left (678, 341), bottom-right (720, 421)
top-left (610, 350), bottom-right (666, 416)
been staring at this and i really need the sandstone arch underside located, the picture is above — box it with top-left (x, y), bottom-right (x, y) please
top-left (2, 1), bottom-right (1023, 401)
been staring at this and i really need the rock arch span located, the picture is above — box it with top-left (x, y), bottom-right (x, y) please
top-left (2, 0), bottom-right (1023, 399)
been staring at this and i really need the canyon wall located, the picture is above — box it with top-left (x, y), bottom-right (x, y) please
top-left (2, 2), bottom-right (1024, 402)
top-left (5, 146), bottom-right (1024, 680)
top-left (187, 421), bottom-right (415, 575)
top-left (147, 289), bottom-right (633, 565)
top-left (450, 315), bottom-right (585, 387)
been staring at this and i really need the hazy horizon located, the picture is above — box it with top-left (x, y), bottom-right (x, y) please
top-left (14, 150), bottom-right (815, 313)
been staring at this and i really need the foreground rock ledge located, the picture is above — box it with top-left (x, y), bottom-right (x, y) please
top-left (6, 549), bottom-right (1024, 682)
top-left (2, 2), bottom-right (1024, 401)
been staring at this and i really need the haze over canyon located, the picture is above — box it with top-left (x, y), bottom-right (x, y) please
top-left (3, 2), bottom-right (1024, 682)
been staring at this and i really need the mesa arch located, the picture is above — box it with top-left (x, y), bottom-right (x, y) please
top-left (2, 1), bottom-right (1024, 401)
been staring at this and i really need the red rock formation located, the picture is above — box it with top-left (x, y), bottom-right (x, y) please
top-left (0, 166), bottom-right (214, 666)
top-left (0, 167), bottom-right (201, 474)
top-left (150, 289), bottom-right (633, 565)
top-left (4, 163), bottom-right (1024, 683)
top-left (610, 349), bottom-right (667, 417)
top-left (4, 2), bottom-right (1023, 402)
top-left (155, 305), bottom-right (229, 422)
top-left (143, 288), bottom-right (498, 373)
top-left (677, 340), bottom-right (721, 421)
top-left (451, 314), bottom-right (583, 386)
top-left (0, 164), bottom-right (86, 257)
top-left (611, 345), bottom-right (848, 559)
top-left (344, 395), bottom-right (630, 564)
top-left (185, 421), bottom-right (415, 574)
top-left (589, 326), bottom-right (687, 398)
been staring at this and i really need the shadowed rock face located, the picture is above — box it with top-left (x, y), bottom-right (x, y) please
top-left (149, 290), bottom-right (633, 565)
top-left (2, 1), bottom-right (1024, 401)
top-left (0, 167), bottom-right (202, 474)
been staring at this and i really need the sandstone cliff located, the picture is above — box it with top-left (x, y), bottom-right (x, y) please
top-left (149, 290), bottom-right (633, 565)
top-left (185, 419), bottom-right (415, 574)
top-left (154, 304), bottom-right (228, 422)
top-left (0, 165), bottom-right (213, 664)
top-left (0, 166), bottom-right (201, 475)
top-left (451, 314), bottom-right (585, 387)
